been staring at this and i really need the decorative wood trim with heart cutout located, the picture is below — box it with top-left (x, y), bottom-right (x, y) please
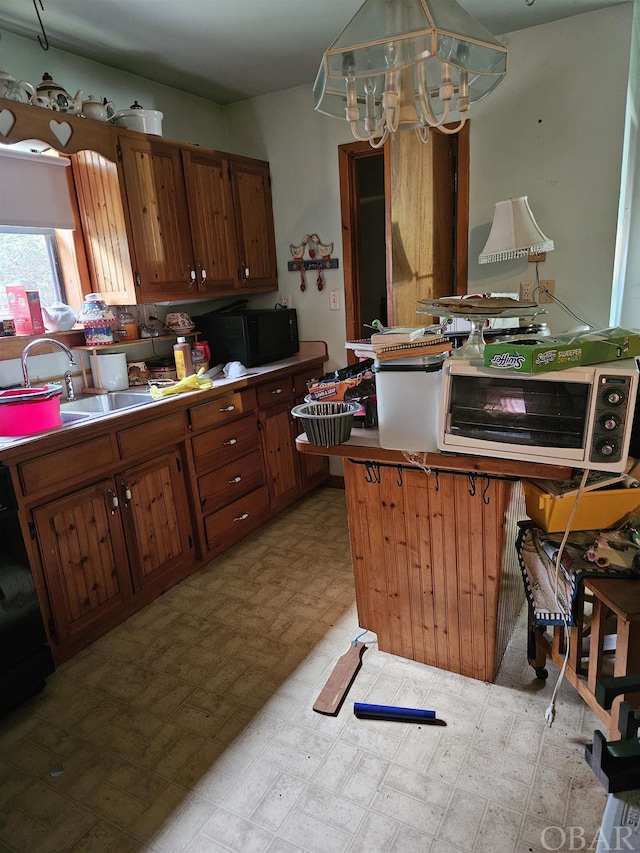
top-left (49, 118), bottom-right (73, 148)
top-left (0, 108), bottom-right (16, 138)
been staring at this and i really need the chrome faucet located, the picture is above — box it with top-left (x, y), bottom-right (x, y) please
top-left (21, 338), bottom-right (77, 402)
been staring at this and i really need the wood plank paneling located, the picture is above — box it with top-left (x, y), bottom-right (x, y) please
top-left (343, 460), bottom-right (523, 681)
top-left (72, 150), bottom-right (136, 304)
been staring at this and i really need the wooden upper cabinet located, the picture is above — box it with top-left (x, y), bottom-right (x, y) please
top-left (117, 134), bottom-right (197, 301)
top-left (181, 148), bottom-right (240, 295)
top-left (230, 157), bottom-right (277, 291)
top-left (71, 150), bottom-right (137, 305)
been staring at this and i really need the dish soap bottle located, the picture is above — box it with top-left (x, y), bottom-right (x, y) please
top-left (173, 337), bottom-right (193, 380)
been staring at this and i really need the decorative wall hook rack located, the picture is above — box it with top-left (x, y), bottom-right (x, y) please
top-left (288, 233), bottom-right (338, 291)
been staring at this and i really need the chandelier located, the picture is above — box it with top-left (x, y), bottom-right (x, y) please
top-left (313, 0), bottom-right (507, 148)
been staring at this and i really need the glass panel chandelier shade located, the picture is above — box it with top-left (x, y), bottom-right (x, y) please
top-left (478, 197), bottom-right (554, 264)
top-left (313, 0), bottom-right (507, 146)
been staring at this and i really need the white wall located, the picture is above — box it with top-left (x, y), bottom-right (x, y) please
top-left (1, 30), bottom-right (227, 150)
top-left (467, 5), bottom-right (633, 333)
top-left (225, 87), bottom-right (356, 374)
top-left (225, 4), bottom-right (634, 357)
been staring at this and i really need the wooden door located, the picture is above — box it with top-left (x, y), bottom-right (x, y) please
top-left (339, 127), bottom-right (469, 349)
top-left (71, 150), bottom-right (137, 305)
top-left (118, 134), bottom-right (195, 300)
top-left (33, 479), bottom-right (133, 645)
top-left (387, 128), bottom-right (463, 325)
top-left (182, 148), bottom-right (240, 295)
top-left (259, 401), bottom-right (300, 510)
top-left (230, 157), bottom-right (277, 291)
top-left (118, 450), bottom-right (194, 591)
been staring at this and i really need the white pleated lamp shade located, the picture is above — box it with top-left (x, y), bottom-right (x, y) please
top-left (478, 196), bottom-right (554, 263)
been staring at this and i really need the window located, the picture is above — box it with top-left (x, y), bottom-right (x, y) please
top-left (0, 225), bottom-right (66, 317)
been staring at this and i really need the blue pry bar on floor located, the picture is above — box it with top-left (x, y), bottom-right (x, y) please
top-left (353, 702), bottom-right (436, 722)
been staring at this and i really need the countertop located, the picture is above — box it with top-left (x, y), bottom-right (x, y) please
top-left (0, 342), bottom-right (327, 456)
top-left (296, 427), bottom-right (574, 480)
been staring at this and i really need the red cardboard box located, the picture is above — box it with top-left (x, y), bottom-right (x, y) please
top-left (6, 286), bottom-right (45, 335)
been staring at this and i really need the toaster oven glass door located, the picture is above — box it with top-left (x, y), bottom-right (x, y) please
top-left (447, 375), bottom-right (590, 448)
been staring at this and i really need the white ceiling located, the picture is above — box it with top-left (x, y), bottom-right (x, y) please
top-left (0, 0), bottom-right (628, 105)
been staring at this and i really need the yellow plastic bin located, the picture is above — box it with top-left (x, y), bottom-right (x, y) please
top-left (522, 479), bottom-right (640, 532)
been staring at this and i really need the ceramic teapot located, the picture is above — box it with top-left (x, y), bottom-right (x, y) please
top-left (34, 73), bottom-right (83, 114)
top-left (81, 95), bottom-right (115, 122)
top-left (0, 68), bottom-right (35, 103)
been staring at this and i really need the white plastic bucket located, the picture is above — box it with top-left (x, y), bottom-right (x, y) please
top-left (90, 352), bottom-right (128, 391)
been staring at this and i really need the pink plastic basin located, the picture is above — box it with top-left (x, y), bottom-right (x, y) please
top-left (0, 386), bottom-right (62, 436)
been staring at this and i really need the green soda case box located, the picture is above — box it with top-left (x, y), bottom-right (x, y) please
top-left (482, 328), bottom-right (640, 373)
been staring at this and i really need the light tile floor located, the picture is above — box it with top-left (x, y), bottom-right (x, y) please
top-left (0, 488), bottom-right (610, 853)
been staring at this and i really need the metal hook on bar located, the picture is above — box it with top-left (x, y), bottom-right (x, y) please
top-left (434, 470), bottom-right (439, 492)
top-left (364, 461), bottom-right (380, 484)
top-left (33, 0), bottom-right (49, 50)
top-left (468, 473), bottom-right (477, 497)
top-left (396, 467), bottom-right (403, 487)
top-left (481, 476), bottom-right (491, 505)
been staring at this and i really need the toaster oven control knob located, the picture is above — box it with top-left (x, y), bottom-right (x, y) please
top-left (602, 388), bottom-right (625, 406)
top-left (600, 412), bottom-right (621, 431)
top-left (595, 437), bottom-right (619, 457)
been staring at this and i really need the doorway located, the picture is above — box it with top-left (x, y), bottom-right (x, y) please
top-left (339, 126), bottom-right (469, 348)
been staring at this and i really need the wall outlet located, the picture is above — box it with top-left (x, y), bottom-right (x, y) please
top-left (280, 294), bottom-right (292, 308)
top-left (539, 280), bottom-right (555, 303)
top-left (519, 281), bottom-right (536, 302)
top-left (330, 289), bottom-right (340, 310)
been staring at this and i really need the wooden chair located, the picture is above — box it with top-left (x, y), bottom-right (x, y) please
top-left (528, 577), bottom-right (640, 738)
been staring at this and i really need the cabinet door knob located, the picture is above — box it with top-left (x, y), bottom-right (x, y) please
top-left (200, 267), bottom-right (207, 285)
top-left (220, 404), bottom-right (235, 412)
top-left (233, 512), bottom-right (249, 522)
top-left (228, 475), bottom-right (242, 484)
top-left (222, 438), bottom-right (237, 446)
top-left (188, 265), bottom-right (197, 287)
top-left (271, 388), bottom-right (282, 395)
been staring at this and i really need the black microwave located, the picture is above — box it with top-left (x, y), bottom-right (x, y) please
top-left (193, 308), bottom-right (299, 367)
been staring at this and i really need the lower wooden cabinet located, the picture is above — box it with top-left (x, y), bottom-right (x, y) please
top-left (32, 450), bottom-right (194, 655)
top-left (33, 479), bottom-right (134, 647)
top-left (118, 451), bottom-right (194, 590)
top-left (14, 353), bottom-right (329, 663)
top-left (292, 367), bottom-right (329, 491)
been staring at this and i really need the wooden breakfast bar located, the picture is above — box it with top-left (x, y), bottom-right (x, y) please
top-left (297, 429), bottom-right (572, 682)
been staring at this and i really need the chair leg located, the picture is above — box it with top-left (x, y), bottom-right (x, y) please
top-left (527, 619), bottom-right (548, 680)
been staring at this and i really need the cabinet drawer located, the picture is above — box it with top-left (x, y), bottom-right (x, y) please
top-left (190, 389), bottom-right (257, 432)
top-left (19, 436), bottom-right (116, 495)
top-left (198, 450), bottom-right (264, 515)
top-left (204, 485), bottom-right (269, 551)
top-left (192, 415), bottom-right (259, 472)
top-left (118, 412), bottom-right (186, 459)
top-left (256, 377), bottom-right (293, 408)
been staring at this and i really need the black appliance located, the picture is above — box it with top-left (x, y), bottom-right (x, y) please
top-left (193, 303), bottom-right (299, 367)
top-left (0, 466), bottom-right (54, 716)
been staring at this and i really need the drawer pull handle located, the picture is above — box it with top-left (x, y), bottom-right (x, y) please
top-left (233, 512), bottom-right (249, 522)
top-left (222, 438), bottom-right (237, 446)
top-left (228, 475), bottom-right (242, 484)
top-left (107, 488), bottom-right (119, 514)
top-left (271, 388), bottom-right (283, 395)
top-left (220, 405), bottom-right (235, 412)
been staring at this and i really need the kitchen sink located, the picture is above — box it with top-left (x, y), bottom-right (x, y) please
top-left (60, 390), bottom-right (154, 414)
top-left (60, 411), bottom-right (93, 424)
